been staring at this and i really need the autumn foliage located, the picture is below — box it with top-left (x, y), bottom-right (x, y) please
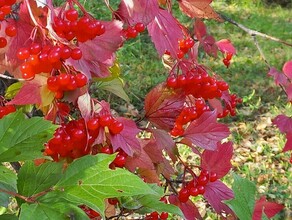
top-left (0, 0), bottom-right (289, 219)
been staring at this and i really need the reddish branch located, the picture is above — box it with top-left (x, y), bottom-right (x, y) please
top-left (0, 187), bottom-right (53, 203)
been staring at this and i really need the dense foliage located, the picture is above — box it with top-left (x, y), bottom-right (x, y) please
top-left (0, 0), bottom-right (290, 219)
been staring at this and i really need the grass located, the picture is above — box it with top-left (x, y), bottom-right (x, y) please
top-left (56, 0), bottom-right (292, 218)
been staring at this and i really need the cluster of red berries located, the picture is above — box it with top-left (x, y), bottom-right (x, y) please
top-left (99, 145), bottom-right (128, 168)
top-left (123, 22), bottom-right (145, 39)
top-left (178, 170), bottom-right (218, 203)
top-left (79, 205), bottom-right (100, 219)
top-left (218, 93), bottom-right (242, 118)
top-left (145, 197), bottom-right (169, 220)
top-left (17, 43), bottom-right (82, 79)
top-left (170, 99), bottom-right (210, 136)
top-left (45, 118), bottom-right (93, 161)
top-left (167, 68), bottom-right (230, 100)
top-left (177, 38), bottom-right (195, 59)
top-left (0, 0), bottom-right (15, 21)
top-left (88, 114), bottom-right (124, 135)
top-left (53, 9), bottom-right (105, 42)
top-left (223, 52), bottom-right (233, 68)
top-left (47, 72), bottom-right (87, 99)
top-left (145, 211), bottom-right (169, 220)
top-left (0, 104), bottom-right (16, 119)
top-left (0, 22), bottom-right (17, 48)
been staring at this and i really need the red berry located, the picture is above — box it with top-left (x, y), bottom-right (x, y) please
top-left (177, 50), bottom-right (184, 59)
top-left (190, 187), bottom-right (199, 196)
top-left (134, 22), bottom-right (145, 32)
top-left (108, 120), bottom-right (124, 134)
top-left (113, 154), bottom-right (126, 167)
top-left (5, 25), bottom-right (17, 37)
top-left (198, 175), bottom-right (209, 186)
top-left (99, 115), bottom-right (113, 127)
top-left (197, 185), bottom-right (205, 195)
top-left (0, 37), bottom-right (7, 48)
top-left (65, 9), bottom-right (79, 22)
top-left (166, 76), bottom-right (177, 88)
top-left (160, 212), bottom-right (169, 219)
top-left (75, 73), bottom-right (87, 87)
top-left (209, 172), bottom-right (218, 182)
top-left (71, 48), bottom-right (82, 60)
top-left (100, 146), bottom-right (113, 154)
top-left (108, 198), bottom-right (118, 205)
top-left (178, 188), bottom-right (190, 203)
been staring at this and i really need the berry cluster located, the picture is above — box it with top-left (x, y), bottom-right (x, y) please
top-left (0, 104), bottom-right (16, 119)
top-left (123, 22), bottom-right (145, 39)
top-left (53, 9), bottom-right (105, 42)
top-left (88, 114), bottom-right (124, 135)
top-left (47, 72), bottom-right (87, 99)
top-left (0, 22), bottom-right (17, 48)
top-left (45, 118), bottom-right (93, 161)
top-left (167, 68), bottom-right (229, 100)
top-left (178, 170), bottom-right (218, 203)
top-left (79, 205), bottom-right (100, 219)
top-left (100, 146), bottom-right (128, 168)
top-left (218, 93), bottom-right (242, 118)
top-left (145, 211), bottom-right (169, 220)
top-left (170, 99), bottom-right (210, 136)
top-left (145, 197), bottom-right (169, 220)
top-left (223, 52), bottom-right (233, 68)
top-left (17, 43), bottom-right (82, 79)
top-left (0, 0), bottom-right (16, 21)
top-left (177, 38), bottom-right (195, 59)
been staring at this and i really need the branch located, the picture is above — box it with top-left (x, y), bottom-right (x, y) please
top-left (0, 73), bottom-right (24, 81)
top-left (219, 13), bottom-right (292, 47)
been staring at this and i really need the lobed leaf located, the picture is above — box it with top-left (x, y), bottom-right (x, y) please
top-left (225, 174), bottom-right (257, 220)
top-left (183, 111), bottom-right (230, 150)
top-left (0, 111), bottom-right (57, 162)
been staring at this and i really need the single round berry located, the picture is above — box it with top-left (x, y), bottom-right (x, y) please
top-left (65, 9), bottom-right (79, 22)
top-left (5, 25), bottom-right (17, 37)
top-left (0, 37), bottom-right (7, 48)
top-left (71, 48), bottom-right (82, 60)
top-left (178, 188), bottom-right (190, 203)
top-left (134, 22), bottom-right (145, 32)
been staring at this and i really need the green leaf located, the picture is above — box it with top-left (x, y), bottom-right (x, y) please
top-left (0, 111), bottom-right (57, 162)
top-left (19, 203), bottom-right (67, 220)
top-left (17, 161), bottom-right (63, 205)
top-left (5, 82), bottom-right (22, 99)
top-left (55, 154), bottom-right (159, 218)
top-left (0, 165), bottom-right (17, 207)
top-left (0, 214), bottom-right (18, 220)
top-left (225, 174), bottom-right (256, 220)
top-left (97, 78), bottom-right (130, 102)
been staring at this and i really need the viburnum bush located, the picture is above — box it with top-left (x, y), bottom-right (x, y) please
top-left (0, 0), bottom-right (290, 219)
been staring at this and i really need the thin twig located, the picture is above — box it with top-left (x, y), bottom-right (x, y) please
top-left (0, 74), bottom-right (24, 81)
top-left (252, 35), bottom-right (270, 67)
top-left (219, 13), bottom-right (292, 47)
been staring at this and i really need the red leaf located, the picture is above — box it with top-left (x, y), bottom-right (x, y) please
top-left (147, 9), bottom-right (185, 58)
top-left (201, 142), bottom-right (233, 178)
top-left (143, 139), bottom-right (174, 179)
top-left (178, 0), bottom-right (222, 21)
top-left (208, 98), bottom-right (223, 114)
top-left (194, 20), bottom-right (217, 57)
top-left (169, 195), bottom-right (202, 220)
top-left (137, 168), bottom-right (160, 184)
top-left (285, 83), bottom-right (292, 101)
top-left (151, 129), bottom-right (178, 162)
top-left (273, 115), bottom-right (292, 152)
top-left (8, 82), bottom-right (42, 105)
top-left (145, 83), bottom-right (185, 131)
top-left (283, 60), bottom-right (292, 79)
top-left (252, 196), bottom-right (284, 220)
top-left (66, 20), bottom-right (123, 78)
top-left (204, 180), bottom-right (234, 216)
top-left (268, 67), bottom-right (288, 86)
top-left (125, 144), bottom-right (155, 172)
top-left (183, 111), bottom-right (230, 150)
top-left (115, 0), bottom-right (159, 25)
top-left (109, 117), bottom-right (141, 156)
top-left (216, 39), bottom-right (236, 55)
top-left (273, 114), bottom-right (292, 133)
